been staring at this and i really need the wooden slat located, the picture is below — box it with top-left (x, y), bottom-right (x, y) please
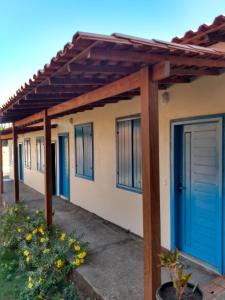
top-left (0, 139), bottom-right (3, 194)
top-left (48, 71), bottom-right (141, 117)
top-left (15, 111), bottom-right (44, 127)
top-left (68, 63), bottom-right (138, 74)
top-left (89, 48), bottom-right (225, 68)
top-left (44, 110), bottom-right (52, 225)
top-left (35, 86), bottom-right (90, 94)
top-left (140, 66), bottom-right (161, 300)
top-left (152, 61), bottom-right (170, 81)
top-left (49, 77), bottom-right (107, 85)
top-left (12, 123), bottom-right (19, 203)
top-left (171, 67), bottom-right (221, 76)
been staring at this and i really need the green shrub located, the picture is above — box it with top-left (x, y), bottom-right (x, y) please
top-left (0, 203), bottom-right (88, 300)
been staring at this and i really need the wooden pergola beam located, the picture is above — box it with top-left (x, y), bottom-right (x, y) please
top-left (0, 139), bottom-right (3, 194)
top-left (12, 123), bottom-right (19, 203)
top-left (48, 71), bottom-right (141, 117)
top-left (89, 48), bottom-right (225, 68)
top-left (44, 110), bottom-right (52, 225)
top-left (171, 67), bottom-right (221, 76)
top-left (15, 111), bottom-right (44, 127)
top-left (68, 63), bottom-right (138, 74)
top-left (35, 86), bottom-right (90, 94)
top-left (49, 77), bottom-right (107, 86)
top-left (140, 66), bottom-right (161, 300)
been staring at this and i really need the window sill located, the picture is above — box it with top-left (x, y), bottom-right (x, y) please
top-left (116, 184), bottom-right (142, 194)
top-left (75, 174), bottom-right (94, 181)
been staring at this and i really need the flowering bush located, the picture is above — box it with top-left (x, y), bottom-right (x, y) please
top-left (0, 203), bottom-right (88, 300)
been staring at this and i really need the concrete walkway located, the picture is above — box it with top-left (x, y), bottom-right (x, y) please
top-left (0, 181), bottom-right (222, 300)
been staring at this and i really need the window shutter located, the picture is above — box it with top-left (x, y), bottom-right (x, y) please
top-left (83, 125), bottom-right (93, 178)
top-left (117, 120), bottom-right (132, 187)
top-left (132, 118), bottom-right (142, 190)
top-left (75, 127), bottom-right (84, 176)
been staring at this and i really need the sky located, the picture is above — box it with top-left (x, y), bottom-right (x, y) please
top-left (0, 0), bottom-right (225, 105)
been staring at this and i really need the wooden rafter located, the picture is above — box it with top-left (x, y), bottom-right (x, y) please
top-left (89, 48), bottom-right (225, 68)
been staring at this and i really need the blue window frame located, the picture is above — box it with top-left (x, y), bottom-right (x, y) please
top-left (116, 116), bottom-right (142, 193)
top-left (36, 137), bottom-right (45, 172)
top-left (74, 123), bottom-right (94, 180)
top-left (24, 139), bottom-right (31, 169)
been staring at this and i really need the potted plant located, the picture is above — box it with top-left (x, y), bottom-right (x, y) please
top-left (156, 249), bottom-right (203, 300)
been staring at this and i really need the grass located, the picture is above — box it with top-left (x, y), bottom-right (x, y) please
top-left (0, 249), bottom-right (26, 300)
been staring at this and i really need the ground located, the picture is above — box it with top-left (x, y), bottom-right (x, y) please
top-left (1, 180), bottom-right (225, 300)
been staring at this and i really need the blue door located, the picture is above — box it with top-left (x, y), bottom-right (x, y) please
top-left (178, 121), bottom-right (222, 271)
top-left (18, 143), bottom-right (24, 181)
top-left (59, 134), bottom-right (69, 199)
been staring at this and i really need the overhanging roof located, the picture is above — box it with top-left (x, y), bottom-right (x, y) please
top-left (1, 31), bottom-right (225, 123)
top-left (172, 15), bottom-right (225, 46)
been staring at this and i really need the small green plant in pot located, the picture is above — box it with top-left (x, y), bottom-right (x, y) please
top-left (156, 249), bottom-right (203, 300)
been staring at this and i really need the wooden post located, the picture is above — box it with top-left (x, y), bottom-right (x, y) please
top-left (12, 123), bottom-right (19, 203)
top-left (44, 109), bottom-right (52, 225)
top-left (140, 66), bottom-right (161, 300)
top-left (0, 138), bottom-right (3, 194)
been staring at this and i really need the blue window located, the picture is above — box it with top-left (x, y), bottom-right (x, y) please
top-left (24, 139), bottom-right (31, 169)
top-left (116, 116), bottom-right (142, 193)
top-left (74, 123), bottom-right (94, 180)
top-left (36, 137), bottom-right (45, 172)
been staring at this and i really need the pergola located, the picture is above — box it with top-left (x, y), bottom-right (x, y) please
top-left (1, 32), bottom-right (225, 299)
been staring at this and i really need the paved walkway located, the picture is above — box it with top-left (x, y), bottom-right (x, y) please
top-left (0, 181), bottom-right (223, 300)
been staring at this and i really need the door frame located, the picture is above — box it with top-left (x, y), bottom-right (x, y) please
top-left (171, 116), bottom-right (223, 273)
top-left (51, 141), bottom-right (57, 196)
top-left (18, 142), bottom-right (24, 182)
top-left (58, 132), bottom-right (70, 200)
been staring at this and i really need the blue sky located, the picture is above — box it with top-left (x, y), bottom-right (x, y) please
top-left (0, 0), bottom-right (225, 104)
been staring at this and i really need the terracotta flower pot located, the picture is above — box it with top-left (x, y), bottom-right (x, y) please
top-left (156, 281), bottom-right (203, 300)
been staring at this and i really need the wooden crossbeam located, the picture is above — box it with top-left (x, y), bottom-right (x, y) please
top-left (49, 77), bottom-right (107, 86)
top-left (152, 61), bottom-right (170, 81)
top-left (68, 63), bottom-right (138, 74)
top-left (171, 67), bottom-right (221, 76)
top-left (35, 86), bottom-right (89, 94)
top-left (15, 111), bottom-right (44, 127)
top-left (48, 71), bottom-right (141, 117)
top-left (89, 48), bottom-right (225, 68)
top-left (25, 94), bottom-right (76, 100)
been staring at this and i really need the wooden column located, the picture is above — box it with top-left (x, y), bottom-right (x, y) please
top-left (0, 139), bottom-right (3, 194)
top-left (140, 66), bottom-right (161, 300)
top-left (44, 109), bottom-right (52, 225)
top-left (12, 123), bottom-right (19, 203)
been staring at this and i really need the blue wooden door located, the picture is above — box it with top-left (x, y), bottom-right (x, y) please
top-left (18, 144), bottom-right (24, 181)
top-left (179, 121), bottom-right (222, 271)
top-left (59, 134), bottom-right (69, 199)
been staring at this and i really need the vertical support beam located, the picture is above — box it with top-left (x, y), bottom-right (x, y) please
top-left (140, 66), bottom-right (161, 299)
top-left (0, 138), bottom-right (3, 194)
top-left (12, 123), bottom-right (19, 203)
top-left (44, 109), bottom-right (52, 225)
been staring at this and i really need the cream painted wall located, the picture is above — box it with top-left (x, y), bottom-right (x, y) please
top-left (8, 72), bottom-right (225, 248)
top-left (9, 98), bottom-right (143, 237)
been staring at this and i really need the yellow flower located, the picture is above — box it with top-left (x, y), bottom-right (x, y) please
top-left (43, 248), bottom-right (50, 254)
top-left (28, 282), bottom-right (33, 289)
top-left (40, 237), bottom-right (47, 243)
top-left (25, 234), bottom-right (32, 241)
top-left (74, 245), bottom-right (80, 251)
top-left (32, 228), bottom-right (38, 235)
top-left (55, 259), bottom-right (64, 269)
top-left (26, 256), bottom-right (30, 264)
top-left (38, 227), bottom-right (45, 235)
top-left (23, 250), bottom-right (29, 257)
top-left (28, 276), bottom-right (32, 282)
top-left (73, 258), bottom-right (81, 266)
top-left (14, 207), bottom-right (18, 212)
top-left (17, 228), bottom-right (23, 233)
top-left (69, 238), bottom-right (75, 246)
top-left (60, 233), bottom-right (66, 241)
top-left (80, 258), bottom-right (85, 264)
top-left (78, 251), bottom-right (87, 259)
top-left (26, 216), bottom-right (30, 221)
